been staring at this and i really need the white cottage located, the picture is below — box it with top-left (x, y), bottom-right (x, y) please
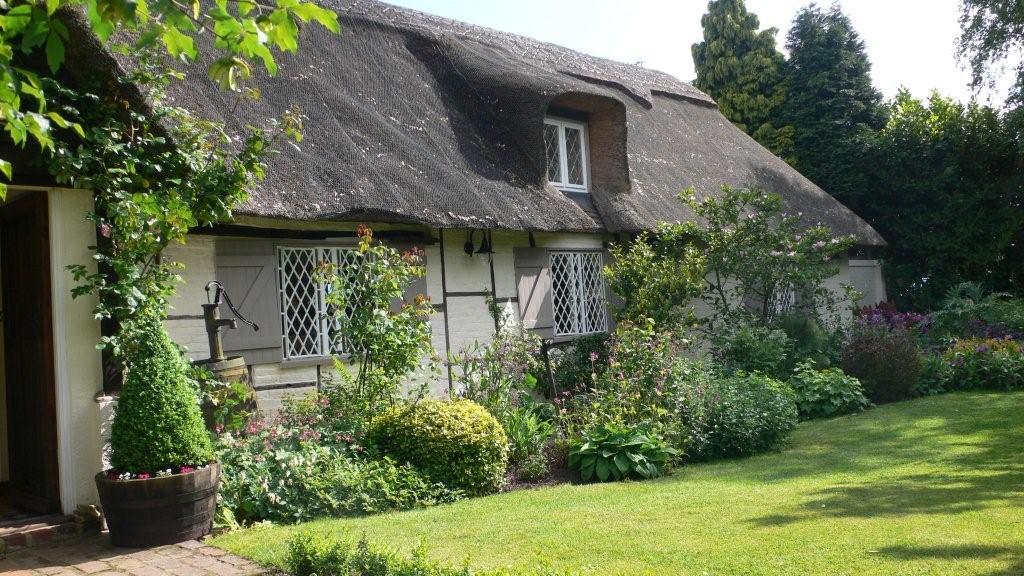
top-left (0, 0), bottom-right (884, 521)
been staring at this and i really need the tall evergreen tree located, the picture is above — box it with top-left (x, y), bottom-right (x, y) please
top-left (692, 0), bottom-right (794, 158)
top-left (780, 4), bottom-right (886, 205)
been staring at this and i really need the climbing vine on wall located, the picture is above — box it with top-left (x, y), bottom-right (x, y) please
top-left (50, 51), bottom-right (302, 351)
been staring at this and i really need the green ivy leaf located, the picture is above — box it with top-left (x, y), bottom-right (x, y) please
top-left (45, 31), bottom-right (64, 73)
top-left (161, 25), bottom-right (197, 61)
top-left (290, 1), bottom-right (340, 33)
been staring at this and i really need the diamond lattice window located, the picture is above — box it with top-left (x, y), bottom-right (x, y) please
top-left (278, 246), bottom-right (362, 359)
top-left (551, 251), bottom-right (607, 337)
top-left (543, 117), bottom-right (589, 193)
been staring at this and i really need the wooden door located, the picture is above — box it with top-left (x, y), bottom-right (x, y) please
top-left (1, 193), bottom-right (60, 513)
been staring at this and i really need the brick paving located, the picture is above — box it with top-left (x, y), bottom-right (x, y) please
top-left (0, 534), bottom-right (270, 576)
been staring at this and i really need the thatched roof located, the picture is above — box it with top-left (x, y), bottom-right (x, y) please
top-left (62, 0), bottom-right (885, 245)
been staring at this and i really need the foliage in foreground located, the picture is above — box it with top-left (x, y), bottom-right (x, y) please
top-left (369, 399), bottom-right (509, 497)
top-left (286, 532), bottom-right (572, 576)
top-left (0, 0), bottom-right (339, 197)
top-left (216, 391), bottom-right (460, 526)
top-left (109, 308), bottom-right (212, 474)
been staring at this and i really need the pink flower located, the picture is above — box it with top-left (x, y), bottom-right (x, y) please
top-left (137, 472), bottom-right (151, 480)
top-left (99, 223), bottom-right (112, 238)
top-left (179, 466), bottom-right (195, 474)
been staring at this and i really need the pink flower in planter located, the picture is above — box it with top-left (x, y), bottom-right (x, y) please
top-left (179, 466), bottom-right (195, 474)
top-left (137, 472), bottom-right (151, 480)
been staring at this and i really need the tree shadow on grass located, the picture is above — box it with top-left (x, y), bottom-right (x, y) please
top-left (716, 393), bottom-right (1022, 486)
top-left (876, 544), bottom-right (1024, 576)
top-left (745, 393), bottom-right (1024, 526)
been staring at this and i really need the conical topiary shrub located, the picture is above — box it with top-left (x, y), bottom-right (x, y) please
top-left (110, 308), bottom-right (213, 473)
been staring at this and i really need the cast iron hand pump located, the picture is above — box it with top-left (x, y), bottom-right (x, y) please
top-left (202, 280), bottom-right (259, 362)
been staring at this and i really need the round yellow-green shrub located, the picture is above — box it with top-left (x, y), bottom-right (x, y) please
top-left (368, 399), bottom-right (508, 496)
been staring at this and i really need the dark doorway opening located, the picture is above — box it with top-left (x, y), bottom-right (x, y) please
top-left (0, 192), bottom-right (60, 517)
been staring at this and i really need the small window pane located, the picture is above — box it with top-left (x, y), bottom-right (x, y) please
top-left (564, 127), bottom-right (584, 186)
top-left (543, 123), bottom-right (562, 183)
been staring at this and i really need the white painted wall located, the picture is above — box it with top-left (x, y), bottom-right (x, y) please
top-left (47, 188), bottom-right (105, 514)
top-left (849, 259), bottom-right (887, 307)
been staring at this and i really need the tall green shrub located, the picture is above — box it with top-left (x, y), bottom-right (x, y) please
top-left (110, 309), bottom-right (213, 473)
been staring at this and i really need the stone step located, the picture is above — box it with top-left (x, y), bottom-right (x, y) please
top-left (0, 506), bottom-right (102, 554)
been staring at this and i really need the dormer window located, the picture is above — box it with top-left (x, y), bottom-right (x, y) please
top-left (543, 116), bottom-right (589, 193)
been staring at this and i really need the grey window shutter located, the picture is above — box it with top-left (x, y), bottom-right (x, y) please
top-left (514, 247), bottom-right (554, 336)
top-left (217, 252), bottom-right (284, 365)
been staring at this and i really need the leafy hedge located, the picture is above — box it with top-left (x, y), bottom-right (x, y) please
top-left (369, 399), bottom-right (508, 496)
top-left (681, 372), bottom-right (798, 460)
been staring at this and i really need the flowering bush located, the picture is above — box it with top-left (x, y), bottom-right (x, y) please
top-left (315, 226), bottom-right (437, 432)
top-left (672, 186), bottom-right (855, 328)
top-left (549, 332), bottom-right (611, 394)
top-left (216, 393), bottom-right (460, 525)
top-left (941, 337), bottom-right (1024, 391)
top-left (449, 323), bottom-right (544, 418)
top-left (557, 321), bottom-right (688, 450)
top-left (856, 302), bottom-right (933, 335)
top-left (788, 361), bottom-right (871, 420)
top-left (368, 400), bottom-right (508, 496)
top-left (679, 372), bottom-right (798, 461)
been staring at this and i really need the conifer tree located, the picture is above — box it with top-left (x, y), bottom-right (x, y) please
top-left (779, 4), bottom-right (886, 204)
top-left (692, 0), bottom-right (793, 158)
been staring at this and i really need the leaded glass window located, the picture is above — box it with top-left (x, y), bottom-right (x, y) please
top-left (550, 251), bottom-right (607, 336)
top-left (543, 117), bottom-right (589, 193)
top-left (277, 246), bottom-right (362, 359)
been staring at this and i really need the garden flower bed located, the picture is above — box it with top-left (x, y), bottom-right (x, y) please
top-left (212, 391), bottom-right (1024, 576)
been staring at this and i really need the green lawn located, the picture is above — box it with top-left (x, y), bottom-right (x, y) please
top-left (213, 392), bottom-right (1024, 575)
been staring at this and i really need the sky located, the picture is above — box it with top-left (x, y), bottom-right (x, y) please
top-left (383, 0), bottom-right (1011, 105)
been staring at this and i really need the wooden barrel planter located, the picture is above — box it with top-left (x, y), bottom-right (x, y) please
top-left (95, 462), bottom-right (220, 547)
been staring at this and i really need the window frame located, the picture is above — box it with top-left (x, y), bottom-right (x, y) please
top-left (543, 116), bottom-right (590, 194)
top-left (549, 249), bottom-right (608, 337)
top-left (276, 245), bottom-right (360, 361)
